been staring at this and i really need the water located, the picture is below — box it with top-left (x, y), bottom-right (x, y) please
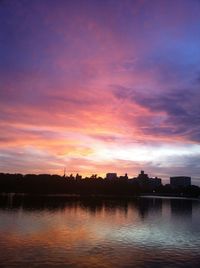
top-left (0, 195), bottom-right (200, 267)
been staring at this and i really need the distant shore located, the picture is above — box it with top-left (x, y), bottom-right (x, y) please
top-left (0, 192), bottom-right (199, 200)
top-left (1, 173), bottom-right (200, 198)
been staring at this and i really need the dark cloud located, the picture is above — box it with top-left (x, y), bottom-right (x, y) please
top-left (112, 85), bottom-right (200, 142)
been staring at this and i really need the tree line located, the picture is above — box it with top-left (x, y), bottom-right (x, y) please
top-left (0, 173), bottom-right (199, 197)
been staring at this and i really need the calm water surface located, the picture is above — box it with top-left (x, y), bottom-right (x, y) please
top-left (0, 195), bottom-right (200, 267)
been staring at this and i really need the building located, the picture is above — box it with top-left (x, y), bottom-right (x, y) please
top-left (119, 173), bottom-right (128, 181)
top-left (170, 176), bottom-right (191, 188)
top-left (137, 170), bottom-right (149, 181)
top-left (150, 177), bottom-right (162, 188)
top-left (105, 173), bottom-right (117, 180)
top-left (135, 170), bottom-right (162, 188)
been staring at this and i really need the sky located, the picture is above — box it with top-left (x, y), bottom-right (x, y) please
top-left (0, 0), bottom-right (200, 184)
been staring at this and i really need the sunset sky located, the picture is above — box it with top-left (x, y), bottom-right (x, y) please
top-left (0, 0), bottom-right (200, 184)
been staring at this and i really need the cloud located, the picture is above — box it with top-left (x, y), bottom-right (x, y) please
top-left (112, 84), bottom-right (200, 142)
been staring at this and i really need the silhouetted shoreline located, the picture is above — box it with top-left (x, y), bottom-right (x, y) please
top-left (0, 172), bottom-right (199, 198)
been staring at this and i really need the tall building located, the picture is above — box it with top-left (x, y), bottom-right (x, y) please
top-left (170, 176), bottom-right (191, 188)
top-left (137, 170), bottom-right (149, 181)
top-left (135, 170), bottom-right (162, 188)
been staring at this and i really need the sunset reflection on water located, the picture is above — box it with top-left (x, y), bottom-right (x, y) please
top-left (0, 196), bottom-right (200, 267)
